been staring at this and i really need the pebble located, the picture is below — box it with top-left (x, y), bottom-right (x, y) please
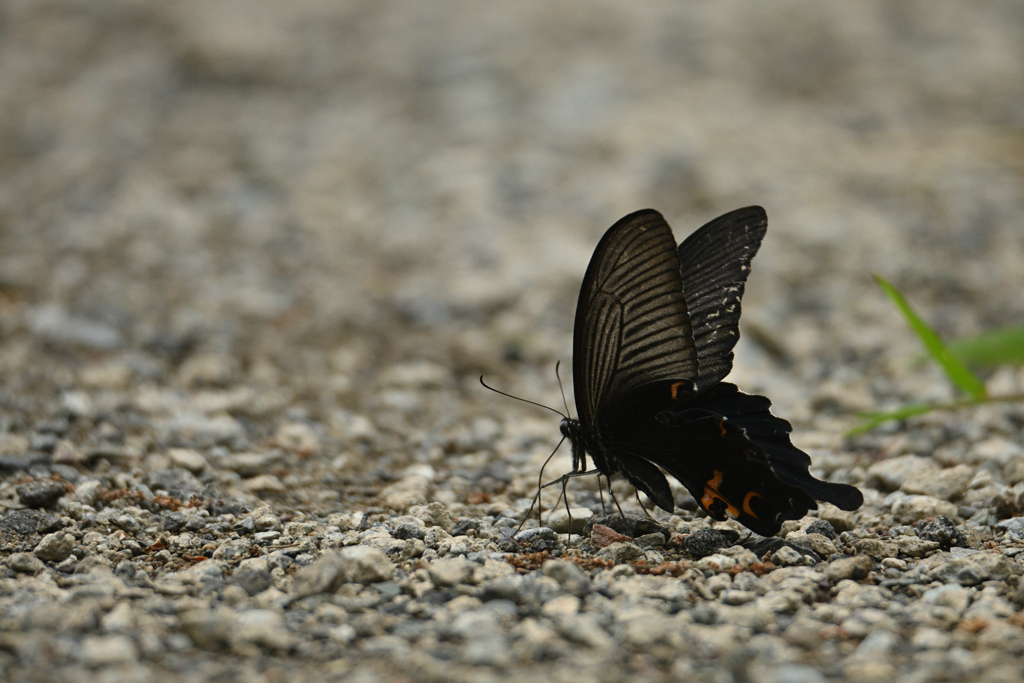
top-left (8, 552), bottom-right (46, 574)
top-left (79, 635), bottom-right (139, 666)
top-left (15, 479), bottom-right (67, 508)
top-left (543, 507), bottom-right (593, 534)
top-left (825, 555), bottom-right (872, 582)
top-left (33, 532), bottom-right (75, 562)
top-left (891, 495), bottom-right (959, 523)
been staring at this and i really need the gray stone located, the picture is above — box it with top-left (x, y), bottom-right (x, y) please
top-left (34, 531), bottom-right (75, 562)
top-left (179, 608), bottom-right (237, 650)
top-left (78, 635), bottom-right (138, 666)
top-left (408, 501), bottom-right (454, 532)
top-left (596, 541), bottom-right (645, 563)
top-left (868, 455), bottom-right (938, 491)
top-left (635, 532), bottom-right (666, 548)
top-left (29, 304), bottom-right (122, 350)
top-left (771, 546), bottom-right (806, 566)
top-left (902, 464), bottom-right (974, 501)
top-left (428, 557), bottom-right (475, 587)
top-left (143, 468), bottom-right (204, 495)
top-left (825, 555), bottom-right (872, 582)
top-left (8, 552), bottom-right (46, 574)
top-left (290, 546), bottom-right (395, 600)
top-left (232, 557), bottom-right (273, 596)
top-left (918, 516), bottom-right (968, 549)
top-left (891, 495), bottom-right (958, 524)
top-left (232, 609), bottom-right (296, 651)
top-left (543, 507), bottom-right (593, 534)
top-left (541, 559), bottom-right (591, 597)
top-left (16, 479), bottom-right (67, 509)
top-left (922, 583), bottom-right (970, 613)
top-left (924, 551), bottom-right (1014, 586)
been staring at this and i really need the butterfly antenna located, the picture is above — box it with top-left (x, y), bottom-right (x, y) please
top-left (479, 376), bottom-right (567, 419)
top-left (554, 361), bottom-right (572, 419)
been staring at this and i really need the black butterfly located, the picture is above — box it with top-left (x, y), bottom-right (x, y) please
top-left (558, 207), bottom-right (863, 537)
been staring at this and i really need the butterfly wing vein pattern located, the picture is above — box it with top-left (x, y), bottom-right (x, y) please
top-left (561, 206), bottom-right (863, 537)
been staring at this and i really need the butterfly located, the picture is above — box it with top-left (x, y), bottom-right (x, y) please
top-left (557, 207), bottom-right (863, 537)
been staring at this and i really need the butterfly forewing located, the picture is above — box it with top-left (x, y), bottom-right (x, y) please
top-left (573, 210), bottom-right (698, 426)
top-left (677, 206), bottom-right (767, 392)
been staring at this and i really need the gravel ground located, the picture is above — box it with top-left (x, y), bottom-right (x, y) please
top-left (2, 2), bottom-right (1024, 682)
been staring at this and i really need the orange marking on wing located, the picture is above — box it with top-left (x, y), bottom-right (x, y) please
top-left (700, 470), bottom-right (740, 518)
top-left (742, 491), bottom-right (763, 518)
top-left (670, 382), bottom-right (686, 400)
top-left (718, 419), bottom-right (728, 436)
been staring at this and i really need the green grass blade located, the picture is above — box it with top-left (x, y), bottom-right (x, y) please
top-left (845, 403), bottom-right (935, 436)
top-left (949, 326), bottom-right (1024, 368)
top-left (874, 274), bottom-right (987, 400)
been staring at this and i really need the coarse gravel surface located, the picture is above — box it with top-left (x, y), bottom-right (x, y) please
top-left (2, 3), bottom-right (1024, 682)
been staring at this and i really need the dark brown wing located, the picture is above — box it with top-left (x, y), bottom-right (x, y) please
top-left (573, 210), bottom-right (698, 428)
top-left (677, 206), bottom-right (767, 392)
top-left (604, 381), bottom-right (862, 536)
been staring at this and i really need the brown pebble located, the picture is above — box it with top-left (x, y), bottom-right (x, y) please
top-left (591, 524), bottom-right (632, 548)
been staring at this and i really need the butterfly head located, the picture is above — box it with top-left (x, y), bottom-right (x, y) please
top-left (559, 418), bottom-right (578, 441)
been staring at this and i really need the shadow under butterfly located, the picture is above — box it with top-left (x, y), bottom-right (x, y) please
top-left (525, 207), bottom-right (863, 537)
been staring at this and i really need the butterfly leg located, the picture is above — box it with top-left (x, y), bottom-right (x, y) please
top-left (634, 490), bottom-right (655, 520)
top-left (606, 479), bottom-right (627, 521)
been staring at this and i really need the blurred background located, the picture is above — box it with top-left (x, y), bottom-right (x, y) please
top-left (1, 1), bottom-right (1023, 451)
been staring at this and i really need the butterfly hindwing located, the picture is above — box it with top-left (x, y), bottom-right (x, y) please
top-left (602, 381), bottom-right (818, 536)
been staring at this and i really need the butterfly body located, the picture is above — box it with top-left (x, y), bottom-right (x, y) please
top-left (565, 207), bottom-right (862, 537)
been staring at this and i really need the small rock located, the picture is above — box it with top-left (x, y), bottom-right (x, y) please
top-left (275, 422), bottom-right (320, 455)
top-left (233, 557), bottom-right (273, 596)
top-left (29, 304), bottom-right (122, 351)
top-left (923, 551), bottom-right (1014, 586)
top-left (100, 602), bottom-right (137, 633)
top-left (805, 519), bottom-right (837, 539)
top-left (968, 438), bottom-right (1023, 466)
top-left (34, 532), bottom-right (75, 562)
top-left (15, 479), bottom-right (67, 509)
top-left (590, 524), bottom-right (631, 548)
top-left (541, 559), bottom-right (591, 597)
top-left (635, 532), bottom-right (666, 549)
top-left (902, 465), bottom-right (973, 501)
top-left (428, 557), bottom-right (475, 587)
top-left (409, 501), bottom-right (454, 532)
top-left (817, 504), bottom-right (856, 532)
top-left (721, 590), bottom-right (757, 605)
top-left (72, 479), bottom-right (103, 506)
top-left (891, 495), bottom-right (958, 523)
top-left (143, 468), bottom-right (204, 495)
top-left (291, 546), bottom-right (395, 600)
top-left (9, 552), bottom-right (46, 574)
top-left (596, 541), bottom-right (644, 563)
top-left (922, 583), bottom-right (970, 613)
top-left (543, 507), bottom-right (593, 534)
top-left (162, 512), bottom-right (188, 533)
top-left (892, 537), bottom-right (940, 558)
top-left (682, 529), bottom-right (729, 558)
top-left (232, 609), bottom-right (296, 651)
top-left (221, 452), bottom-right (278, 477)
top-left (167, 448), bottom-right (208, 473)
top-left (825, 555), bottom-right (872, 582)
top-left (853, 538), bottom-right (898, 559)
top-left (917, 516), bottom-right (968, 549)
top-left (771, 546), bottom-right (806, 566)
top-left (0, 509), bottom-right (60, 535)
top-left (244, 474), bottom-right (286, 493)
top-left (79, 635), bottom-right (138, 667)
top-left (868, 455), bottom-right (938, 491)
